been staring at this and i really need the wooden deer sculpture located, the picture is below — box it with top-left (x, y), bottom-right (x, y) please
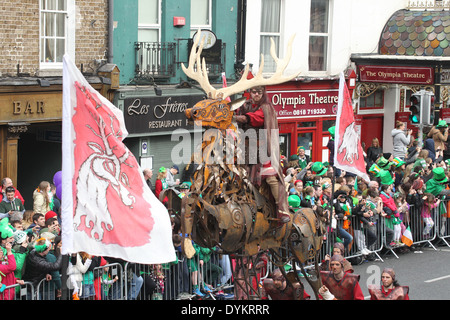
top-left (169, 31), bottom-right (325, 299)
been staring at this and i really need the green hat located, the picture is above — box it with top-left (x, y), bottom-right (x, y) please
top-left (322, 181), bottom-right (331, 190)
top-left (377, 156), bottom-right (393, 170)
top-left (432, 167), bottom-right (448, 183)
top-left (159, 167), bottom-right (166, 173)
top-left (369, 163), bottom-right (382, 177)
top-left (311, 162), bottom-right (327, 176)
top-left (288, 194), bottom-right (301, 208)
top-left (392, 157), bottom-right (405, 168)
top-left (436, 120), bottom-right (448, 128)
top-left (0, 218), bottom-right (14, 240)
top-left (328, 126), bottom-right (335, 138)
top-left (289, 154), bottom-right (299, 161)
top-left (379, 170), bottom-right (394, 185)
top-left (366, 199), bottom-right (377, 210)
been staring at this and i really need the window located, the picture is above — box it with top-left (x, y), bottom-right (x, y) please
top-left (360, 90), bottom-right (384, 109)
top-left (308, 0), bottom-right (329, 71)
top-left (138, 0), bottom-right (161, 42)
top-left (40, 0), bottom-right (68, 66)
top-left (190, 0), bottom-right (211, 37)
top-left (260, 0), bottom-right (281, 73)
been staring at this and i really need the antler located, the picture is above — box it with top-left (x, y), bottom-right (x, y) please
top-left (182, 29), bottom-right (300, 100)
top-left (181, 33), bottom-right (216, 98)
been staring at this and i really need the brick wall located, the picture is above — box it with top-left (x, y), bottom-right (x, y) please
top-left (0, 0), bottom-right (108, 76)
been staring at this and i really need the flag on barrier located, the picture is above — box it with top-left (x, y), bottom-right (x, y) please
top-left (61, 54), bottom-right (175, 264)
top-left (401, 226), bottom-right (413, 247)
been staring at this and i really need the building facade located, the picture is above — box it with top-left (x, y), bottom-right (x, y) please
top-left (0, 0), bottom-right (116, 205)
top-left (244, 0), bottom-right (450, 163)
top-left (111, 0), bottom-right (241, 184)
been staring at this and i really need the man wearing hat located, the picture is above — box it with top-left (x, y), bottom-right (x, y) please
top-left (368, 268), bottom-right (409, 300)
top-left (376, 156), bottom-right (393, 171)
top-left (321, 242), bottom-right (354, 274)
top-left (426, 167), bottom-right (450, 197)
top-left (22, 237), bottom-right (62, 288)
top-left (166, 164), bottom-right (181, 189)
top-left (319, 254), bottom-right (364, 300)
top-left (427, 120), bottom-right (448, 158)
top-left (178, 182), bottom-right (191, 199)
top-left (311, 162), bottom-right (327, 177)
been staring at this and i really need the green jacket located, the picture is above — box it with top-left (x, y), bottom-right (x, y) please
top-left (425, 178), bottom-right (445, 197)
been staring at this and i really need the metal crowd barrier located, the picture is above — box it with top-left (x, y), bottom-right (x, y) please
top-left (5, 198), bottom-right (450, 300)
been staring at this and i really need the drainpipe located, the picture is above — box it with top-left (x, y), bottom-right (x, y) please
top-left (108, 0), bottom-right (114, 63)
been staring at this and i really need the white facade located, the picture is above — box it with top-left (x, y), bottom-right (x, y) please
top-left (244, 0), bottom-right (446, 154)
top-left (244, 0), bottom-right (408, 78)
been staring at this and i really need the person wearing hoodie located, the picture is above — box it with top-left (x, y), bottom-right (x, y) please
top-left (391, 121), bottom-right (412, 160)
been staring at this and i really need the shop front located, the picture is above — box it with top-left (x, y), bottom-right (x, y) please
top-left (115, 87), bottom-right (205, 184)
top-left (350, 57), bottom-right (447, 153)
top-left (0, 76), bottom-right (113, 205)
top-left (266, 80), bottom-right (340, 163)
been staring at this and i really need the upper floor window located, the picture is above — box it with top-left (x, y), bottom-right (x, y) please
top-left (138, 0), bottom-right (161, 42)
top-left (309, 0), bottom-right (329, 72)
top-left (40, 0), bottom-right (67, 67)
top-left (190, 0), bottom-right (212, 37)
top-left (260, 0), bottom-right (281, 73)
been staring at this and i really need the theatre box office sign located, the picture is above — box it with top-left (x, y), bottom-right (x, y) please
top-left (122, 94), bottom-right (205, 135)
top-left (267, 89), bottom-right (339, 119)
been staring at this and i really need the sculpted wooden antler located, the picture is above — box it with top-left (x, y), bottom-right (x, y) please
top-left (182, 29), bottom-right (300, 100)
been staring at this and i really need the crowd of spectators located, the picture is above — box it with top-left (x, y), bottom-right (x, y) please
top-left (0, 117), bottom-right (449, 301)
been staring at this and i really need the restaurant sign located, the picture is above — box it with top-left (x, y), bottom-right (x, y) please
top-left (123, 94), bottom-right (204, 134)
top-left (359, 65), bottom-right (434, 85)
top-left (267, 89), bottom-right (339, 119)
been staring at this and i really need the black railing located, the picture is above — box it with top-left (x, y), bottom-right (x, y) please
top-left (134, 42), bottom-right (176, 79)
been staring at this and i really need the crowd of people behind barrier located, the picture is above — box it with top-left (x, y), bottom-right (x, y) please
top-left (1, 120), bottom-right (450, 300)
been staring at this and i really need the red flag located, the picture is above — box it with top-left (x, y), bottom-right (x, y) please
top-left (221, 72), bottom-right (231, 102)
top-left (61, 54), bottom-right (175, 264)
top-left (334, 72), bottom-right (369, 182)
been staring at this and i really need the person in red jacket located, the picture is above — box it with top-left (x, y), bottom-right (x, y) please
top-left (234, 86), bottom-right (290, 224)
top-left (368, 268), bottom-right (409, 300)
top-left (0, 225), bottom-right (25, 300)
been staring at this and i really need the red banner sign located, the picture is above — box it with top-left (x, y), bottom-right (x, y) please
top-left (267, 89), bottom-right (338, 119)
top-left (359, 65), bottom-right (434, 85)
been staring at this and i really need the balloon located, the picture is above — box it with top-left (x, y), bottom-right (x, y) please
top-left (53, 171), bottom-right (62, 186)
top-left (56, 183), bottom-right (62, 200)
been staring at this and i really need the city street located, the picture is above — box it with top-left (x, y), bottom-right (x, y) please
top-left (353, 245), bottom-right (450, 300)
top-left (301, 243), bottom-right (450, 300)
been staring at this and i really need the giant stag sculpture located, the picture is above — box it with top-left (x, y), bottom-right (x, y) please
top-left (167, 31), bottom-right (325, 299)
